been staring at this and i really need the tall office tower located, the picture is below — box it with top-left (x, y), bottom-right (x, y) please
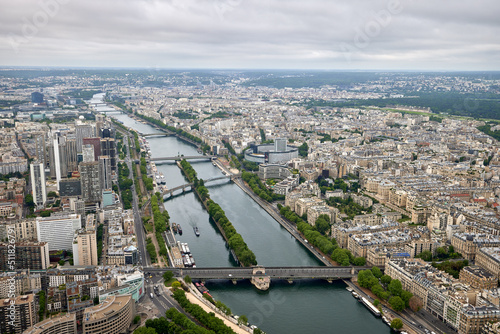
top-left (82, 144), bottom-right (95, 163)
top-left (99, 155), bottom-right (112, 190)
top-left (274, 138), bottom-right (287, 152)
top-left (100, 138), bottom-right (117, 171)
top-left (52, 133), bottom-right (62, 189)
top-left (82, 137), bottom-right (101, 161)
top-left (0, 241), bottom-right (50, 270)
top-left (31, 91), bottom-right (44, 103)
top-left (79, 161), bottom-right (101, 203)
top-left (36, 214), bottom-right (81, 251)
top-left (30, 162), bottom-right (46, 208)
top-left (100, 127), bottom-right (114, 139)
top-left (64, 136), bottom-right (78, 174)
top-left (0, 294), bottom-right (36, 334)
top-left (33, 132), bottom-right (47, 168)
top-left (95, 114), bottom-right (106, 137)
top-left (75, 123), bottom-right (95, 153)
top-left (72, 215), bottom-right (98, 266)
top-left (69, 197), bottom-right (85, 224)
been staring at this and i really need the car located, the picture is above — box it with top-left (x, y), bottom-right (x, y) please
top-left (228, 274), bottom-right (232, 277)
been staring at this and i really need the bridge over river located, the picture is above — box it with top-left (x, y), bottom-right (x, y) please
top-left (146, 266), bottom-right (370, 290)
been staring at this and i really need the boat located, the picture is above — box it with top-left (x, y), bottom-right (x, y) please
top-left (352, 291), bottom-right (359, 299)
top-left (382, 316), bottom-right (390, 326)
top-left (184, 243), bottom-right (190, 254)
top-left (194, 227), bottom-right (200, 236)
top-left (172, 223), bottom-right (178, 233)
top-left (346, 287), bottom-right (353, 292)
top-left (177, 224), bottom-right (183, 235)
top-left (159, 173), bottom-right (166, 185)
top-left (360, 297), bottom-right (381, 317)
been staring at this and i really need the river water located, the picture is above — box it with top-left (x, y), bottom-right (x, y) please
top-left (110, 111), bottom-right (391, 334)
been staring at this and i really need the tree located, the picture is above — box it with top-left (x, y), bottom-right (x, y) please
top-left (58, 259), bottom-right (65, 266)
top-left (47, 191), bottom-right (58, 198)
top-left (163, 271), bottom-right (173, 282)
top-left (315, 215), bottom-right (330, 235)
top-left (184, 275), bottom-right (192, 284)
top-left (390, 318), bottom-right (404, 330)
top-left (373, 299), bottom-right (380, 307)
top-left (133, 327), bottom-right (157, 334)
top-left (353, 257), bottom-right (366, 266)
top-left (381, 275), bottom-right (392, 286)
top-left (371, 266), bottom-right (383, 278)
top-left (238, 315), bottom-right (248, 326)
top-left (388, 279), bottom-right (403, 297)
top-left (171, 281), bottom-right (181, 289)
top-left (93, 296), bottom-right (99, 305)
top-left (418, 250), bottom-right (433, 261)
top-left (389, 296), bottom-right (405, 312)
top-left (25, 194), bottom-right (34, 207)
top-left (401, 290), bottom-right (413, 308)
top-left (133, 315), bottom-right (141, 324)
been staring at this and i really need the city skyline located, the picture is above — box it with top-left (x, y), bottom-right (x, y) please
top-left (1, 0), bottom-right (499, 70)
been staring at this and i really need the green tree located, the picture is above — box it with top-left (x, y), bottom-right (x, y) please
top-left (25, 194), bottom-right (34, 207)
top-left (373, 299), bottom-right (380, 307)
top-left (315, 215), bottom-right (331, 235)
top-left (371, 266), bottom-right (383, 278)
top-left (381, 275), bottom-right (392, 286)
top-left (133, 327), bottom-right (157, 334)
top-left (163, 271), bottom-right (174, 282)
top-left (401, 290), bottom-right (413, 308)
top-left (184, 275), bottom-right (192, 284)
top-left (390, 318), bottom-right (404, 330)
top-left (47, 191), bottom-right (58, 197)
top-left (353, 257), bottom-right (366, 266)
top-left (93, 296), bottom-right (99, 305)
top-left (133, 315), bottom-right (141, 324)
top-left (417, 250), bottom-right (433, 261)
top-left (388, 279), bottom-right (403, 297)
top-left (171, 281), bottom-right (181, 289)
top-left (389, 296), bottom-right (405, 312)
top-left (238, 315), bottom-right (248, 326)
top-left (58, 259), bottom-right (65, 266)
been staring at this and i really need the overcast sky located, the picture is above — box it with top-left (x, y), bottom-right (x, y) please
top-left (1, 0), bottom-right (499, 70)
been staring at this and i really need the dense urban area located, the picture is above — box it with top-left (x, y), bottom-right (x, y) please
top-left (0, 69), bottom-right (500, 334)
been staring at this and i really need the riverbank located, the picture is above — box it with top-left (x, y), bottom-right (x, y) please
top-left (182, 285), bottom-right (253, 334)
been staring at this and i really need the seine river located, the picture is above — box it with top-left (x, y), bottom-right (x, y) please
top-left (111, 111), bottom-right (391, 334)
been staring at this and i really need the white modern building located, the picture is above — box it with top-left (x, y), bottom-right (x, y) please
top-left (30, 162), bottom-right (46, 208)
top-left (36, 214), bottom-right (82, 251)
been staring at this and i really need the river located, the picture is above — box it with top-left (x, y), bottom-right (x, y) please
top-left (110, 111), bottom-right (391, 334)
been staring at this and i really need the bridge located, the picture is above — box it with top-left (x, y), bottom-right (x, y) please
top-left (162, 175), bottom-right (233, 198)
top-left (151, 155), bottom-right (215, 162)
top-left (142, 133), bottom-right (175, 137)
top-left (146, 266), bottom-right (369, 290)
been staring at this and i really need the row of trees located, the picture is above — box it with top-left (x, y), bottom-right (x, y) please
top-left (331, 248), bottom-right (366, 266)
top-left (172, 289), bottom-right (237, 334)
top-left (357, 268), bottom-right (414, 312)
top-left (241, 171), bottom-right (284, 202)
top-left (146, 237), bottom-right (157, 263)
top-left (180, 160), bottom-right (257, 267)
top-left (117, 162), bottom-right (133, 209)
top-left (136, 308), bottom-right (213, 334)
top-left (278, 205), bottom-right (339, 256)
top-left (208, 200), bottom-right (257, 267)
top-left (150, 194), bottom-right (170, 258)
top-left (140, 158), bottom-right (154, 191)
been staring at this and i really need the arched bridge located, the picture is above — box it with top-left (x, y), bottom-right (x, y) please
top-left (162, 175), bottom-right (235, 198)
top-left (151, 155), bottom-right (214, 162)
top-left (146, 266), bottom-right (370, 290)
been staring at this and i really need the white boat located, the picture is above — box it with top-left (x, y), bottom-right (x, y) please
top-left (352, 291), bottom-right (359, 299)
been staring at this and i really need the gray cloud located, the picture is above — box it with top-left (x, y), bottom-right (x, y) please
top-left (0, 0), bottom-right (498, 70)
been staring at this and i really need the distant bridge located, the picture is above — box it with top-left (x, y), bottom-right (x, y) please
top-left (146, 266), bottom-right (369, 289)
top-left (151, 155), bottom-right (214, 162)
top-left (142, 133), bottom-right (175, 137)
top-left (162, 175), bottom-right (233, 198)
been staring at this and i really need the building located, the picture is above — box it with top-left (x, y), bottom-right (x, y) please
top-left (59, 178), bottom-right (82, 197)
top-left (307, 205), bottom-right (332, 226)
top-left (36, 214), bottom-right (82, 251)
top-left (31, 92), bottom-right (44, 104)
top-left (452, 234), bottom-right (500, 261)
top-left (100, 138), bottom-right (116, 171)
top-left (82, 137), bottom-right (101, 161)
top-left (0, 294), bottom-right (36, 334)
top-left (79, 162), bottom-right (101, 203)
top-left (459, 266), bottom-right (497, 290)
top-left (72, 215), bottom-right (98, 266)
top-left (82, 294), bottom-right (135, 334)
top-left (244, 143), bottom-right (298, 164)
top-left (30, 162), bottom-right (46, 208)
top-left (75, 124), bottom-right (95, 153)
top-left (0, 219), bottom-right (37, 242)
top-left (98, 155), bottom-right (112, 191)
top-left (476, 247), bottom-right (500, 280)
top-left (23, 312), bottom-right (77, 334)
top-left (0, 241), bottom-right (50, 270)
top-left (82, 144), bottom-right (95, 163)
top-left (257, 164), bottom-right (291, 180)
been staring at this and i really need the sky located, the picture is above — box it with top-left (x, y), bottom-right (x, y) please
top-left (0, 0), bottom-right (499, 70)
